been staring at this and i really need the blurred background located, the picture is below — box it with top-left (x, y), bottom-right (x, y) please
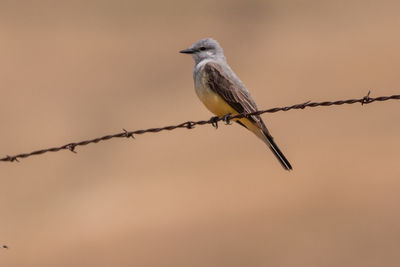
top-left (1, 0), bottom-right (400, 266)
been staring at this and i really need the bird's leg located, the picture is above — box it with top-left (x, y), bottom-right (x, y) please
top-left (222, 113), bottom-right (232, 125)
top-left (210, 116), bottom-right (219, 129)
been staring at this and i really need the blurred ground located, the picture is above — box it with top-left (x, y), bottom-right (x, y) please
top-left (1, 0), bottom-right (400, 266)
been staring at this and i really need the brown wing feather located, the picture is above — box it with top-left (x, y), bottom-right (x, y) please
top-left (203, 62), bottom-right (292, 170)
top-left (204, 62), bottom-right (267, 132)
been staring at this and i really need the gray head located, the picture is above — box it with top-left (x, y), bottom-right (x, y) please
top-left (180, 38), bottom-right (225, 64)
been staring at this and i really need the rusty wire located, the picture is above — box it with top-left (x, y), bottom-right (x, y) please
top-left (1, 91), bottom-right (399, 162)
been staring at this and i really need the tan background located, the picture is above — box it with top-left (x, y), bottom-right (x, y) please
top-left (1, 0), bottom-right (400, 266)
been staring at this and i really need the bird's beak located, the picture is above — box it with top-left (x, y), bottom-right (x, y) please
top-left (179, 48), bottom-right (196, 54)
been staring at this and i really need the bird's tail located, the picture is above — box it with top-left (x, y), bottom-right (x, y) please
top-left (262, 131), bottom-right (293, 171)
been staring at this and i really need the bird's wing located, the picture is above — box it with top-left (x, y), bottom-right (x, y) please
top-left (204, 62), bottom-right (267, 132)
top-left (204, 62), bottom-right (292, 170)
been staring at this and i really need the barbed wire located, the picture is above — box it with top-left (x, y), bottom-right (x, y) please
top-left (1, 91), bottom-right (399, 163)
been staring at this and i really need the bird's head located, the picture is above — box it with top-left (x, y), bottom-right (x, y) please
top-left (180, 38), bottom-right (225, 64)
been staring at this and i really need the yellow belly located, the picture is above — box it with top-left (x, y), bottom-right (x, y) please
top-left (195, 84), bottom-right (265, 141)
top-left (196, 85), bottom-right (237, 117)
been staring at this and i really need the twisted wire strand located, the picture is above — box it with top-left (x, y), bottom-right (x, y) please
top-left (1, 91), bottom-right (399, 162)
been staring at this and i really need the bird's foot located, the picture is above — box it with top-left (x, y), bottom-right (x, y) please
top-left (210, 116), bottom-right (219, 129)
top-left (222, 113), bottom-right (232, 125)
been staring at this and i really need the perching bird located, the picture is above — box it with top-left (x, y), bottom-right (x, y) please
top-left (180, 38), bottom-right (292, 170)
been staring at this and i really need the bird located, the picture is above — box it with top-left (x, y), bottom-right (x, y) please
top-left (180, 38), bottom-right (292, 170)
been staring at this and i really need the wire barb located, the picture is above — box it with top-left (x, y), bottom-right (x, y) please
top-left (123, 128), bottom-right (135, 139)
top-left (67, 144), bottom-right (77, 153)
top-left (361, 90), bottom-right (372, 105)
top-left (5, 155), bottom-right (18, 162)
top-left (297, 100), bottom-right (312, 109)
top-left (1, 91), bottom-right (399, 163)
top-left (184, 121), bottom-right (195, 129)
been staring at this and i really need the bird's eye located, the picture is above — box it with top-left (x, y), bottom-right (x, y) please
top-left (199, 47), bottom-right (206, 51)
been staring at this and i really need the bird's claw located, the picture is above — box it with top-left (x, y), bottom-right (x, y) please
top-left (222, 113), bottom-right (232, 125)
top-left (210, 116), bottom-right (219, 129)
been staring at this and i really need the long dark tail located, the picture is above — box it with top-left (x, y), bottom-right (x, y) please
top-left (263, 132), bottom-right (292, 171)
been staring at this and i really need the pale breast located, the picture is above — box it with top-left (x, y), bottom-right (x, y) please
top-left (194, 63), bottom-right (237, 117)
